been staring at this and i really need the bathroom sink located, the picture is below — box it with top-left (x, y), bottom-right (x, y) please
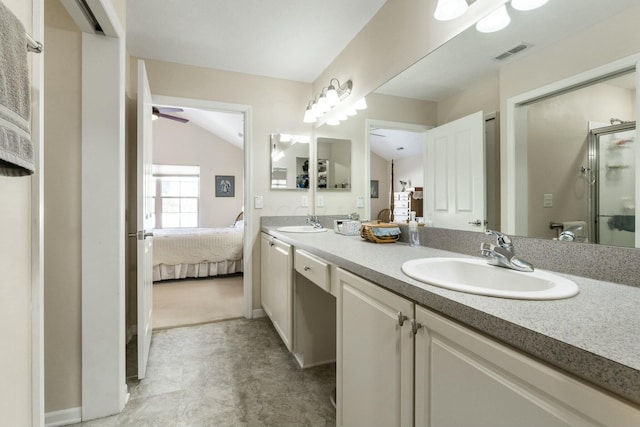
top-left (276, 225), bottom-right (327, 233)
top-left (401, 257), bottom-right (579, 300)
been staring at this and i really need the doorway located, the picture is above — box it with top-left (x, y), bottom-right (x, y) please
top-left (150, 105), bottom-right (246, 329)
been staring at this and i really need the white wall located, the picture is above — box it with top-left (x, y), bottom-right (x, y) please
top-left (43, 0), bottom-right (82, 414)
top-left (370, 151), bottom-right (390, 220)
top-left (0, 0), bottom-right (37, 425)
top-left (153, 118), bottom-right (244, 228)
top-left (393, 155), bottom-right (423, 194)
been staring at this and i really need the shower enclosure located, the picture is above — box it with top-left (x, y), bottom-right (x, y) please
top-left (588, 121), bottom-right (636, 247)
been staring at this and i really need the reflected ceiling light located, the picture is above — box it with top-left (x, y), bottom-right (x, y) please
top-left (475, 5), bottom-right (511, 33)
top-left (434, 0), bottom-right (469, 21)
top-left (303, 78), bottom-right (353, 124)
top-left (511, 0), bottom-right (549, 11)
top-left (353, 97), bottom-right (368, 110)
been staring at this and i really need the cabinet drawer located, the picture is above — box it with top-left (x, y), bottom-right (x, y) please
top-left (295, 249), bottom-right (330, 292)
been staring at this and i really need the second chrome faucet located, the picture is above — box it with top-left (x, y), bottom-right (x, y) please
top-left (480, 229), bottom-right (534, 272)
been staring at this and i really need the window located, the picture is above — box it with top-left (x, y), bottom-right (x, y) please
top-left (153, 165), bottom-right (200, 228)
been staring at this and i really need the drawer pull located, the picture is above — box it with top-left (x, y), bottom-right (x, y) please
top-left (303, 266), bottom-right (311, 271)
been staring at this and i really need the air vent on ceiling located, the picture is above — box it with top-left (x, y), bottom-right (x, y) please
top-left (493, 43), bottom-right (533, 62)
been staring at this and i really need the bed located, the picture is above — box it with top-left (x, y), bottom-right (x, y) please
top-left (152, 218), bottom-right (244, 282)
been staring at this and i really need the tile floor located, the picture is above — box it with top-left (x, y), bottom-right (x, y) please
top-left (70, 318), bottom-right (336, 426)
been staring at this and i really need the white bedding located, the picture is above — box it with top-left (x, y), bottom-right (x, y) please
top-left (152, 227), bottom-right (243, 281)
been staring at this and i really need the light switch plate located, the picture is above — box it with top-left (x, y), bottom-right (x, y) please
top-left (317, 195), bottom-right (324, 207)
top-left (301, 195), bottom-right (308, 207)
top-left (356, 196), bottom-right (364, 208)
top-left (254, 195), bottom-right (264, 209)
top-left (543, 193), bottom-right (553, 208)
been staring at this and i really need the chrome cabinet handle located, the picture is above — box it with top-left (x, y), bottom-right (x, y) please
top-left (269, 241), bottom-right (274, 247)
top-left (397, 312), bottom-right (408, 327)
top-left (128, 231), bottom-right (154, 240)
top-left (303, 266), bottom-right (311, 271)
top-left (411, 319), bottom-right (423, 335)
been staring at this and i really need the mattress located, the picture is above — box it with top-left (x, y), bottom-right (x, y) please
top-left (152, 227), bottom-right (243, 281)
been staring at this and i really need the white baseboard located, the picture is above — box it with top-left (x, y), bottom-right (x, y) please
top-left (252, 308), bottom-right (266, 318)
top-left (45, 407), bottom-right (81, 427)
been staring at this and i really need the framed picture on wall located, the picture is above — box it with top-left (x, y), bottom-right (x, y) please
top-left (370, 180), bottom-right (379, 198)
top-left (215, 175), bottom-right (235, 197)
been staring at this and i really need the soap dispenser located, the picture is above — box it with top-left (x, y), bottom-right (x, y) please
top-left (409, 211), bottom-right (420, 247)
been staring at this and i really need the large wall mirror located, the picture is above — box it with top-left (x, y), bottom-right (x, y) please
top-left (370, 0), bottom-right (639, 247)
top-left (270, 133), bottom-right (311, 190)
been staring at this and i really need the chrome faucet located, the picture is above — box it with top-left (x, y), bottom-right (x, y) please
top-left (307, 215), bottom-right (322, 228)
top-left (480, 230), bottom-right (534, 272)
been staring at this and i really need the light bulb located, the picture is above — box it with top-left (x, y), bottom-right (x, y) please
top-left (326, 117), bottom-right (340, 126)
top-left (317, 95), bottom-right (330, 113)
top-left (475, 5), bottom-right (511, 33)
top-left (434, 0), bottom-right (469, 21)
top-left (511, 0), bottom-right (549, 11)
top-left (303, 107), bottom-right (317, 123)
top-left (325, 86), bottom-right (339, 106)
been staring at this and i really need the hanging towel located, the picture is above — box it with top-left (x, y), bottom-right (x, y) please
top-left (0, 1), bottom-right (33, 176)
top-left (607, 215), bottom-right (635, 233)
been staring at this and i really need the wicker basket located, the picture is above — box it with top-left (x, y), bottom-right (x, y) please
top-left (360, 221), bottom-right (401, 244)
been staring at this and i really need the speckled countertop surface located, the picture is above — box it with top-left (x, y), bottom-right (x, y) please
top-left (262, 224), bottom-right (640, 406)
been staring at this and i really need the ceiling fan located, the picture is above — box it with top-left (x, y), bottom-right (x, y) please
top-left (152, 106), bottom-right (189, 123)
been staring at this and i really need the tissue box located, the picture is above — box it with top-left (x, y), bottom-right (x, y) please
top-left (334, 220), bottom-right (361, 236)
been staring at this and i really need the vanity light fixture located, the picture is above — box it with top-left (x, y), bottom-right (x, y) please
top-left (434, 0), bottom-right (469, 21)
top-left (303, 78), bottom-right (355, 124)
top-left (475, 4), bottom-right (511, 33)
top-left (511, 0), bottom-right (549, 11)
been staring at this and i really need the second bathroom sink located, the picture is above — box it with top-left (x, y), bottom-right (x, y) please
top-left (401, 257), bottom-right (579, 300)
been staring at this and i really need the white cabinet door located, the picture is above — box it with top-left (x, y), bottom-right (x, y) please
top-left (414, 306), bottom-right (640, 427)
top-left (337, 268), bottom-right (414, 427)
top-left (261, 233), bottom-right (293, 351)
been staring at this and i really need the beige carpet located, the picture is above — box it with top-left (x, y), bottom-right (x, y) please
top-left (153, 275), bottom-right (244, 330)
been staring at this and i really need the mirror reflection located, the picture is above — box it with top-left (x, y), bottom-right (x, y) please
top-left (514, 72), bottom-right (636, 247)
top-left (371, 0), bottom-right (639, 246)
top-left (317, 137), bottom-right (351, 191)
top-left (270, 133), bottom-right (310, 190)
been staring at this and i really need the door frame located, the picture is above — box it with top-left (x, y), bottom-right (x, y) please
top-left (152, 95), bottom-right (254, 319)
top-left (505, 53), bottom-right (640, 237)
top-left (31, 0), bottom-right (45, 425)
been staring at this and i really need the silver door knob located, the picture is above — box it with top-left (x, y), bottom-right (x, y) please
top-left (468, 220), bottom-right (482, 226)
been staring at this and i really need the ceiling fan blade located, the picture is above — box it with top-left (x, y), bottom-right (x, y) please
top-left (158, 112), bottom-right (189, 123)
top-left (156, 107), bottom-right (184, 113)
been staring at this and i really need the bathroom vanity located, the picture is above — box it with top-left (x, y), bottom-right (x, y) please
top-left (261, 219), bottom-right (640, 427)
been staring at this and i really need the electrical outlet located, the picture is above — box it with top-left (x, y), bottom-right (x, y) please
top-left (543, 193), bottom-right (553, 208)
top-left (301, 195), bottom-right (308, 207)
top-left (356, 196), bottom-right (364, 208)
top-left (317, 195), bottom-right (324, 207)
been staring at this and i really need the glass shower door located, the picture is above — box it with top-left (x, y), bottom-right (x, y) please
top-left (590, 123), bottom-right (636, 247)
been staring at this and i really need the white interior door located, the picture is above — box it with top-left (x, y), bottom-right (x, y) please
top-left (136, 60), bottom-right (154, 379)
top-left (425, 111), bottom-right (485, 231)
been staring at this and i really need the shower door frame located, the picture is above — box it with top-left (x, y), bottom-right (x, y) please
top-left (588, 121), bottom-right (636, 244)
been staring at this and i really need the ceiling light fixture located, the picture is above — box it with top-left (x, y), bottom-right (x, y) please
top-left (303, 78), bottom-right (362, 125)
top-left (475, 4), bottom-right (511, 33)
top-left (511, 0), bottom-right (549, 11)
top-left (434, 0), bottom-right (469, 21)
